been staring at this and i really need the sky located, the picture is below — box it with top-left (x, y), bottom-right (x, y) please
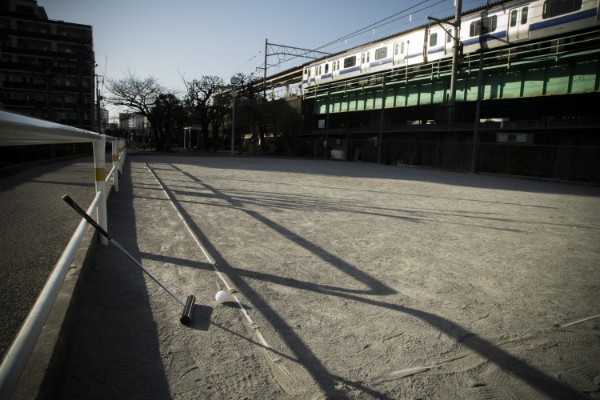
top-left (40, 0), bottom-right (490, 109)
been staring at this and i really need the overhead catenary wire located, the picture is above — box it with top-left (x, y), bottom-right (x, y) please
top-left (263, 0), bottom-right (490, 73)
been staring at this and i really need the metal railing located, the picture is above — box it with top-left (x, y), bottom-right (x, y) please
top-left (303, 28), bottom-right (600, 99)
top-left (0, 109), bottom-right (126, 399)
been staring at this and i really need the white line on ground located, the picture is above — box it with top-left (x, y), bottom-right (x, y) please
top-left (144, 162), bottom-right (271, 351)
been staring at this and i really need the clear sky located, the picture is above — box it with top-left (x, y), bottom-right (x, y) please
top-left (40, 0), bottom-right (489, 97)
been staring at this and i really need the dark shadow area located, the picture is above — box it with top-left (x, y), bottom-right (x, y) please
top-left (145, 160), bottom-right (587, 399)
top-left (148, 163), bottom-right (393, 399)
top-left (0, 157), bottom-right (96, 360)
top-left (189, 304), bottom-right (213, 331)
top-left (129, 152), bottom-right (600, 197)
top-left (0, 156), bottom-right (93, 193)
top-left (169, 164), bottom-right (396, 297)
top-left (58, 161), bottom-right (172, 400)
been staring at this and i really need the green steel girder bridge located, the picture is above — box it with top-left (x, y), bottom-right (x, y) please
top-left (262, 28), bottom-right (600, 182)
top-left (302, 28), bottom-right (600, 127)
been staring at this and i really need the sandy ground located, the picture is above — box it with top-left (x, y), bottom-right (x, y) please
top-left (59, 155), bottom-right (600, 399)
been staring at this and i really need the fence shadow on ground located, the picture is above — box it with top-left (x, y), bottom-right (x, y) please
top-left (139, 159), bottom-right (586, 399)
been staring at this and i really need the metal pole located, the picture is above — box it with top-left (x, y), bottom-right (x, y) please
top-left (471, 50), bottom-right (485, 174)
top-left (118, 139), bottom-right (125, 175)
top-left (231, 94), bottom-right (236, 154)
top-left (111, 139), bottom-right (119, 192)
top-left (93, 135), bottom-right (108, 245)
top-left (377, 75), bottom-right (387, 164)
top-left (263, 38), bottom-right (268, 99)
top-left (448, 0), bottom-right (462, 123)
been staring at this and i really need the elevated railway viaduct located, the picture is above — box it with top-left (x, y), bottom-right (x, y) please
top-left (263, 28), bottom-right (600, 183)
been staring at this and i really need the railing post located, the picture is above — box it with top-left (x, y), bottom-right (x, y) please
top-left (111, 139), bottom-right (119, 193)
top-left (118, 139), bottom-right (125, 174)
top-left (93, 135), bottom-right (108, 245)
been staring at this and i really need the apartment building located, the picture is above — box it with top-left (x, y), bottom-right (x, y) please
top-left (0, 0), bottom-right (95, 130)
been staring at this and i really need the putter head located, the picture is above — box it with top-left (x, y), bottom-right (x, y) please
top-left (180, 295), bottom-right (195, 325)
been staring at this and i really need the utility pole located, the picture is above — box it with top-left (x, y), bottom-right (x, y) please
top-left (448, 0), bottom-right (462, 123)
top-left (260, 39), bottom-right (330, 100)
top-left (263, 39), bottom-right (268, 99)
top-left (95, 73), bottom-right (103, 133)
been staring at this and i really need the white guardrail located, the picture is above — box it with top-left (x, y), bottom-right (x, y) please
top-left (0, 110), bottom-right (126, 398)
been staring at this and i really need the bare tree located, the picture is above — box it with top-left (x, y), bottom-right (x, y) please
top-left (183, 75), bottom-right (224, 151)
top-left (234, 73), bottom-right (269, 155)
top-left (106, 70), bottom-right (166, 149)
top-left (149, 93), bottom-right (185, 150)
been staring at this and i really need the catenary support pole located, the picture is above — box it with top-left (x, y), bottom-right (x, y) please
top-left (448, 0), bottom-right (462, 123)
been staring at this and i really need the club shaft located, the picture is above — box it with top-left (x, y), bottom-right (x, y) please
top-left (63, 194), bottom-right (184, 306)
top-left (109, 239), bottom-right (184, 306)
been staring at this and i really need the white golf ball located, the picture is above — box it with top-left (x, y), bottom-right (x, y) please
top-left (215, 290), bottom-right (229, 303)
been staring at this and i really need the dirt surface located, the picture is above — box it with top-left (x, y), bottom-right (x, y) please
top-left (59, 155), bottom-right (600, 399)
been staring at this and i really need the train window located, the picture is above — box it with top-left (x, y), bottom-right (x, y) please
top-left (375, 47), bottom-right (388, 60)
top-left (469, 15), bottom-right (497, 37)
top-left (543, 0), bottom-right (582, 18)
top-left (429, 32), bottom-right (438, 47)
top-left (447, 28), bottom-right (454, 43)
top-left (344, 56), bottom-right (356, 68)
top-left (325, 64), bottom-right (329, 74)
top-left (521, 7), bottom-right (529, 24)
top-left (510, 10), bottom-right (518, 27)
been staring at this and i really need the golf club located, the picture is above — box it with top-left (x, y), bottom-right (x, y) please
top-left (62, 194), bottom-right (195, 325)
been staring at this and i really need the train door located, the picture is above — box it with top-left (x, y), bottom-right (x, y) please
top-left (445, 27), bottom-right (455, 56)
top-left (332, 59), bottom-right (340, 81)
top-left (393, 41), bottom-right (406, 66)
top-left (361, 50), bottom-right (371, 73)
top-left (508, 6), bottom-right (530, 42)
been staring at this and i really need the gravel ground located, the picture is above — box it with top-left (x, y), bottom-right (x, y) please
top-left (59, 155), bottom-right (600, 399)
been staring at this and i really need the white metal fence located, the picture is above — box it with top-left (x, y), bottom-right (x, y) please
top-left (0, 110), bottom-right (126, 398)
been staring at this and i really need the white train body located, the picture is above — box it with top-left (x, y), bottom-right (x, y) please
top-left (302, 0), bottom-right (600, 88)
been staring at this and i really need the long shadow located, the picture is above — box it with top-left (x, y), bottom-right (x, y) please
top-left (169, 164), bottom-right (396, 296)
top-left (167, 174), bottom-right (598, 233)
top-left (170, 187), bottom-right (533, 233)
top-left (135, 153), bottom-right (600, 197)
top-left (60, 161), bottom-right (172, 399)
top-left (147, 161), bottom-right (586, 399)
top-left (148, 164), bottom-right (392, 399)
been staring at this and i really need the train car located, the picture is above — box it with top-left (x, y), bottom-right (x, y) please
top-left (302, 0), bottom-right (600, 89)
